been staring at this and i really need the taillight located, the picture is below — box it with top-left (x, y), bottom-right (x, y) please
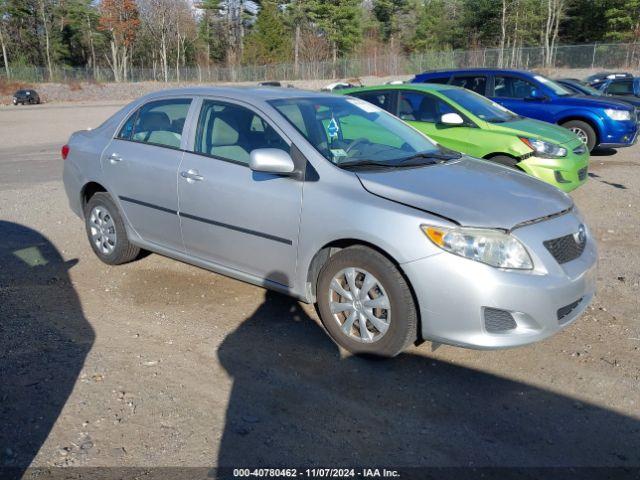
top-left (61, 144), bottom-right (70, 160)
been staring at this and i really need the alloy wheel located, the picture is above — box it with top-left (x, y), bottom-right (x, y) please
top-left (570, 127), bottom-right (589, 145)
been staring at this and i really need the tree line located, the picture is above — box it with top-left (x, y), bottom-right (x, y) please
top-left (0, 0), bottom-right (639, 82)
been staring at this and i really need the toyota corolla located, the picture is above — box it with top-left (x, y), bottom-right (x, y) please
top-left (63, 87), bottom-right (597, 357)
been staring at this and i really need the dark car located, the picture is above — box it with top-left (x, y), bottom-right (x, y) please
top-left (594, 76), bottom-right (640, 99)
top-left (557, 78), bottom-right (640, 109)
top-left (12, 89), bottom-right (41, 105)
top-left (585, 71), bottom-right (633, 86)
top-left (412, 68), bottom-right (638, 151)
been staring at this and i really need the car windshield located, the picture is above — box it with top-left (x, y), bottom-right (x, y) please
top-left (440, 89), bottom-right (519, 123)
top-left (573, 82), bottom-right (602, 96)
top-left (533, 75), bottom-right (573, 96)
top-left (269, 96), bottom-right (456, 169)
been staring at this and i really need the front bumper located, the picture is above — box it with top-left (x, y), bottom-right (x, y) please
top-left (402, 212), bottom-right (597, 349)
top-left (598, 119), bottom-right (638, 148)
top-left (518, 151), bottom-right (589, 192)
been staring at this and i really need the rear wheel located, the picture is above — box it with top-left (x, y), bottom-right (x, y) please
top-left (84, 192), bottom-right (140, 265)
top-left (561, 120), bottom-right (596, 151)
top-left (316, 246), bottom-right (417, 357)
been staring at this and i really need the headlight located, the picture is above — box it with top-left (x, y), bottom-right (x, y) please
top-left (421, 225), bottom-right (533, 270)
top-left (520, 137), bottom-right (567, 158)
top-left (604, 108), bottom-right (631, 121)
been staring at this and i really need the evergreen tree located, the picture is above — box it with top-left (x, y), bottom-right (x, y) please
top-left (243, 0), bottom-right (290, 64)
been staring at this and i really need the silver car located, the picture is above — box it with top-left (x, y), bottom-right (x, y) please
top-left (62, 87), bottom-right (597, 357)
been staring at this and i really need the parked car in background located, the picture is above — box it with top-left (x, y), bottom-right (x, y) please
top-left (412, 69), bottom-right (638, 151)
top-left (557, 78), bottom-right (640, 109)
top-left (585, 71), bottom-right (633, 86)
top-left (322, 81), bottom-right (358, 92)
top-left (339, 84), bottom-right (589, 191)
top-left (12, 89), bottom-right (40, 105)
top-left (62, 87), bottom-right (596, 356)
top-left (594, 76), bottom-right (640, 99)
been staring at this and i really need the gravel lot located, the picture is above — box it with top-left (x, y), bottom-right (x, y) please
top-left (0, 100), bottom-right (639, 476)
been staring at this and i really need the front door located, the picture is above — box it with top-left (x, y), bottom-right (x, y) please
top-left (397, 90), bottom-right (485, 156)
top-left (178, 98), bottom-right (302, 286)
top-left (101, 97), bottom-right (193, 252)
top-left (491, 74), bottom-right (544, 120)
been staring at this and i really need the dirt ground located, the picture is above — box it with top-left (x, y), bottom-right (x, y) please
top-left (0, 100), bottom-right (639, 477)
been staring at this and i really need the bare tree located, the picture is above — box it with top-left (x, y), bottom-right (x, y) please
top-left (39, 0), bottom-right (54, 80)
top-left (0, 2), bottom-right (9, 78)
top-left (543, 0), bottom-right (566, 67)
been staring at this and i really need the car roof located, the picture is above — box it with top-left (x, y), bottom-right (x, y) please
top-left (138, 86), bottom-right (332, 103)
top-left (415, 68), bottom-right (535, 78)
top-left (341, 83), bottom-right (460, 94)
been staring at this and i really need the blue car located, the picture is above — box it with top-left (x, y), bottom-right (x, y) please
top-left (412, 69), bottom-right (638, 151)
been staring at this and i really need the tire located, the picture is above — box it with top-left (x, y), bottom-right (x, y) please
top-left (316, 245), bottom-right (418, 357)
top-left (84, 192), bottom-right (140, 265)
top-left (487, 154), bottom-right (519, 169)
top-left (561, 120), bottom-right (596, 152)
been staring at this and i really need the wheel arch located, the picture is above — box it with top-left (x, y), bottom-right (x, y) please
top-left (483, 152), bottom-right (522, 169)
top-left (305, 238), bottom-right (425, 344)
top-left (557, 115), bottom-right (600, 145)
top-left (80, 181), bottom-right (108, 215)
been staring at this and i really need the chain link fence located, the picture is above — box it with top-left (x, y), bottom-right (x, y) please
top-left (2, 42), bottom-right (640, 84)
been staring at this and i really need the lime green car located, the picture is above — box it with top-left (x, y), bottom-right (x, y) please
top-left (339, 84), bottom-right (589, 192)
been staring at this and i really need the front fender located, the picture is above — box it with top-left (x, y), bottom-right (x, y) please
top-left (555, 109), bottom-right (605, 137)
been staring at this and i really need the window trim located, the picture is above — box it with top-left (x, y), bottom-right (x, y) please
top-left (186, 96), bottom-right (293, 169)
top-left (492, 74), bottom-right (539, 100)
top-left (113, 96), bottom-right (194, 151)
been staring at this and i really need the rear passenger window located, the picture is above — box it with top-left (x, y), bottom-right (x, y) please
top-left (120, 99), bottom-right (191, 149)
top-left (423, 76), bottom-right (450, 84)
top-left (194, 100), bottom-right (289, 165)
top-left (451, 76), bottom-right (487, 94)
top-left (349, 91), bottom-right (393, 112)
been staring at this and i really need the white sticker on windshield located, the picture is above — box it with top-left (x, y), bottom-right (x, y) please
top-left (346, 98), bottom-right (382, 113)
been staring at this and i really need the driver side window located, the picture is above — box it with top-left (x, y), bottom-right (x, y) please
top-left (398, 91), bottom-right (456, 123)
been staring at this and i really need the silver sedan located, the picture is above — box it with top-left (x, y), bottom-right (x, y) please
top-left (62, 87), bottom-right (597, 357)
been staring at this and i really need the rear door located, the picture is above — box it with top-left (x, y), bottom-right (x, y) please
top-left (491, 74), bottom-right (544, 120)
top-left (177, 98), bottom-right (302, 285)
top-left (101, 97), bottom-right (193, 252)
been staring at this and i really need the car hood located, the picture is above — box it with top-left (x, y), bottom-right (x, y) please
top-left (488, 118), bottom-right (578, 144)
top-left (604, 95), bottom-right (640, 108)
top-left (558, 94), bottom-right (634, 111)
top-left (356, 157), bottom-right (573, 230)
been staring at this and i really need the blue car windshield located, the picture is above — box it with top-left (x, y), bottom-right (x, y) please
top-left (440, 89), bottom-right (519, 123)
top-left (269, 96), bottom-right (455, 168)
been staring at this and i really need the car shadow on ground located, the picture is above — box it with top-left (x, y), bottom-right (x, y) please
top-left (216, 288), bottom-right (640, 470)
top-left (591, 147), bottom-right (618, 157)
top-left (0, 221), bottom-right (94, 480)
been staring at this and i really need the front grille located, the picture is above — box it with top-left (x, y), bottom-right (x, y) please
top-left (557, 298), bottom-right (582, 323)
top-left (544, 232), bottom-right (586, 264)
top-left (578, 166), bottom-right (588, 181)
top-left (484, 308), bottom-right (517, 333)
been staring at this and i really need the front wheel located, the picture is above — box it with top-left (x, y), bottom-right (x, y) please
top-left (561, 120), bottom-right (596, 152)
top-left (84, 192), bottom-right (140, 265)
top-left (316, 246), bottom-right (418, 357)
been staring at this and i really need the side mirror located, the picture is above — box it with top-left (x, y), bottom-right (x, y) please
top-left (440, 112), bottom-right (465, 126)
top-left (526, 89), bottom-right (546, 101)
top-left (249, 148), bottom-right (295, 175)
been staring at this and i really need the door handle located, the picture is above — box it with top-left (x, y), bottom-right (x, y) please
top-left (180, 169), bottom-right (204, 183)
top-left (109, 153), bottom-right (123, 164)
